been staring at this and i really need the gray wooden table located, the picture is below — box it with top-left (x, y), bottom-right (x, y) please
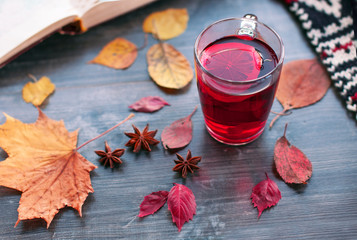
top-left (0, 0), bottom-right (356, 239)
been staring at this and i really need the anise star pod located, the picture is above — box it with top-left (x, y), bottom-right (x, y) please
top-left (173, 150), bottom-right (201, 178)
top-left (95, 141), bottom-right (125, 168)
top-left (124, 124), bottom-right (160, 152)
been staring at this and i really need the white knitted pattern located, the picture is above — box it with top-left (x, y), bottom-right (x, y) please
top-left (289, 0), bottom-right (357, 119)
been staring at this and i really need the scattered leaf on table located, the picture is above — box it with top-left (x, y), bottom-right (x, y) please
top-left (143, 8), bottom-right (189, 40)
top-left (89, 37), bottom-right (137, 69)
top-left (269, 59), bottom-right (330, 128)
top-left (161, 106), bottom-right (197, 149)
top-left (274, 124), bottom-right (312, 184)
top-left (0, 109), bottom-right (97, 228)
top-left (129, 96), bottom-right (170, 113)
top-left (147, 42), bottom-right (193, 89)
top-left (167, 183), bottom-right (196, 232)
top-left (276, 59), bottom-right (330, 109)
top-left (138, 191), bottom-right (169, 217)
top-left (251, 173), bottom-right (281, 218)
top-left (22, 75), bottom-right (55, 106)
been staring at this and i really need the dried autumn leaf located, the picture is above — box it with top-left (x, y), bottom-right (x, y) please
top-left (167, 183), bottom-right (196, 232)
top-left (147, 42), bottom-right (193, 89)
top-left (276, 59), bottom-right (330, 108)
top-left (251, 173), bottom-right (281, 218)
top-left (270, 59), bottom-right (330, 128)
top-left (143, 8), bottom-right (189, 40)
top-left (22, 75), bottom-right (55, 106)
top-left (161, 106), bottom-right (197, 149)
top-left (274, 124), bottom-right (312, 184)
top-left (89, 37), bottom-right (137, 69)
top-left (138, 191), bottom-right (169, 217)
top-left (129, 96), bottom-right (170, 113)
top-left (0, 109), bottom-right (97, 228)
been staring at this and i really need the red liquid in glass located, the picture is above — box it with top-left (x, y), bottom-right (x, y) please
top-left (197, 36), bottom-right (279, 144)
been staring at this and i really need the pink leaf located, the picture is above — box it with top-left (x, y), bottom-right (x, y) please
top-left (161, 106), bottom-right (197, 149)
top-left (129, 96), bottom-right (170, 113)
top-left (251, 173), bottom-right (281, 218)
top-left (138, 191), bottom-right (169, 217)
top-left (167, 183), bottom-right (196, 232)
top-left (274, 124), bottom-right (312, 184)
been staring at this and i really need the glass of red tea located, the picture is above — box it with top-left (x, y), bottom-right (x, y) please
top-left (194, 14), bottom-right (284, 145)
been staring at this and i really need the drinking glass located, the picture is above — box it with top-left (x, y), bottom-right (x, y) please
top-left (194, 14), bottom-right (284, 145)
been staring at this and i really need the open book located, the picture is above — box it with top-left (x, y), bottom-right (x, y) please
top-left (0, 0), bottom-right (156, 67)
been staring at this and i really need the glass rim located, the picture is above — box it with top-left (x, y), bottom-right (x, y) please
top-left (194, 17), bottom-right (285, 84)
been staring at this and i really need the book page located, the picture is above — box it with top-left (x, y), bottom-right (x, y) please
top-left (0, 0), bottom-right (156, 66)
top-left (79, 0), bottom-right (156, 29)
top-left (69, 0), bottom-right (99, 16)
top-left (0, 0), bottom-right (78, 66)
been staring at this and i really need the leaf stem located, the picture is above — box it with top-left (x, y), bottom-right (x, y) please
top-left (188, 105), bottom-right (198, 119)
top-left (28, 74), bottom-right (37, 82)
top-left (136, 33), bottom-right (148, 51)
top-left (76, 113), bottom-right (135, 151)
top-left (269, 107), bottom-right (290, 129)
top-left (283, 123), bottom-right (288, 137)
top-left (270, 110), bottom-right (291, 116)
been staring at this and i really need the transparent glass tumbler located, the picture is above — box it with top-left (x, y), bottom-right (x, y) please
top-left (194, 14), bottom-right (284, 145)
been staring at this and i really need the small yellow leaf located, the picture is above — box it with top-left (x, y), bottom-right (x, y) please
top-left (22, 76), bottom-right (55, 106)
top-left (147, 43), bottom-right (193, 89)
top-left (89, 38), bottom-right (137, 69)
top-left (143, 8), bottom-right (189, 40)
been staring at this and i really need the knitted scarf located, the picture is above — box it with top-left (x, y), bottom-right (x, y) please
top-left (283, 0), bottom-right (357, 120)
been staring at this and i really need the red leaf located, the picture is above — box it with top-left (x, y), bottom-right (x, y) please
top-left (274, 124), bottom-right (312, 184)
top-left (161, 106), bottom-right (197, 149)
top-left (251, 173), bottom-right (281, 218)
top-left (269, 59), bottom-right (330, 128)
top-left (276, 59), bottom-right (330, 110)
top-left (138, 191), bottom-right (169, 217)
top-left (167, 183), bottom-right (196, 232)
top-left (129, 96), bottom-right (170, 113)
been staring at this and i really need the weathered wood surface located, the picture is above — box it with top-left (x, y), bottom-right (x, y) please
top-left (0, 0), bottom-right (356, 239)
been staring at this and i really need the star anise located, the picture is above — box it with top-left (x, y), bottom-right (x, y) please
top-left (124, 124), bottom-right (160, 152)
top-left (173, 150), bottom-right (201, 178)
top-left (95, 141), bottom-right (125, 168)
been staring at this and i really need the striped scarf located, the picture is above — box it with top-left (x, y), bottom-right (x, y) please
top-left (284, 0), bottom-right (357, 120)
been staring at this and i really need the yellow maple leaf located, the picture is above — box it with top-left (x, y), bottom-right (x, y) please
top-left (22, 75), bottom-right (55, 106)
top-left (89, 37), bottom-right (137, 69)
top-left (0, 109), bottom-right (97, 228)
top-left (143, 8), bottom-right (189, 40)
top-left (147, 42), bottom-right (193, 89)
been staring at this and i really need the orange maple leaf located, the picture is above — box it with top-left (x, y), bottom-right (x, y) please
top-left (0, 109), bottom-right (97, 228)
